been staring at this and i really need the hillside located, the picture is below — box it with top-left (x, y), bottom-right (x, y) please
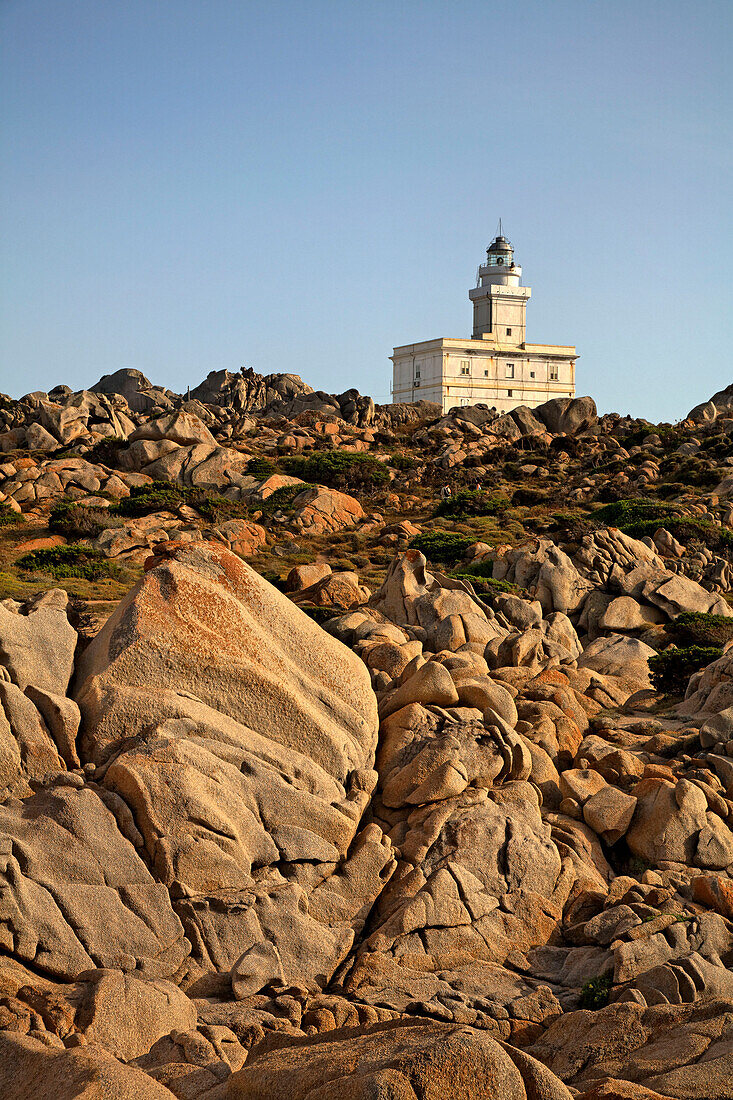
top-left (3, 368), bottom-right (733, 1097)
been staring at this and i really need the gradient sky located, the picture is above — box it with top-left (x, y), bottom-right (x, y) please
top-left (2, 0), bottom-right (731, 420)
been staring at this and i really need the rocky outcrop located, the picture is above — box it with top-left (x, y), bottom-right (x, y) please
top-left (289, 486), bottom-right (365, 534)
top-left (190, 367), bottom-right (313, 413)
top-left (687, 383), bottom-right (733, 423)
top-left (74, 542), bottom-right (392, 984)
top-left (5, 365), bottom-right (733, 1095)
top-left (227, 1017), bottom-right (574, 1099)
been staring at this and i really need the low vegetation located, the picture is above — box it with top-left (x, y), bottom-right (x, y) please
top-left (49, 501), bottom-right (121, 539)
top-left (648, 645), bottom-right (723, 696)
top-left (0, 503), bottom-right (23, 527)
top-left (579, 975), bottom-right (613, 1010)
top-left (436, 490), bottom-right (510, 519)
top-left (16, 544), bottom-right (120, 581)
top-left (409, 530), bottom-right (474, 565)
top-left (114, 480), bottom-right (189, 516)
top-left (665, 612), bottom-right (733, 649)
top-left (246, 456), bottom-right (276, 479)
top-left (283, 451), bottom-right (391, 493)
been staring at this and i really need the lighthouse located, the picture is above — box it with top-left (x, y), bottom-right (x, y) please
top-left (469, 232), bottom-right (531, 344)
top-left (390, 228), bottom-right (578, 414)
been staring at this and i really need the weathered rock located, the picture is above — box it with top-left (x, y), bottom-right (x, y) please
top-left (291, 486), bottom-right (365, 535)
top-left (74, 968), bottom-right (197, 1060)
top-left (582, 786), bottom-right (637, 845)
top-left (625, 778), bottom-right (707, 865)
top-left (216, 518), bottom-right (267, 558)
top-left (578, 635), bottom-right (655, 698)
top-left (74, 542), bottom-right (392, 983)
top-left (379, 661), bottom-right (460, 720)
top-left (292, 571), bottom-right (370, 610)
top-left (286, 563), bottom-right (332, 591)
top-left (0, 590), bottom-right (77, 696)
top-left (0, 1029), bottom-right (175, 1099)
top-left (0, 681), bottom-right (65, 797)
top-left (0, 785), bottom-right (189, 980)
top-left (534, 396), bottom-right (598, 435)
top-left (227, 1017), bottom-right (574, 1099)
top-left (528, 998), bottom-right (733, 1098)
top-left (129, 408), bottom-right (217, 448)
top-left (598, 597), bottom-right (664, 632)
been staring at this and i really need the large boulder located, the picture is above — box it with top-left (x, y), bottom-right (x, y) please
top-left (534, 396), bottom-right (597, 435)
top-left (687, 383), bottom-right (733, 423)
top-left (680, 648), bottom-right (733, 715)
top-left (577, 634), bottom-right (656, 697)
top-left (291, 486), bottom-right (365, 535)
top-left (0, 1030), bottom-right (174, 1100)
top-left (129, 409), bottom-right (217, 448)
top-left (74, 542), bottom-right (393, 982)
top-left (190, 367), bottom-right (313, 412)
top-left (527, 997), bottom-right (733, 1097)
top-left (492, 539), bottom-right (594, 616)
top-left (0, 590), bottom-right (77, 696)
top-left (227, 1018), bottom-right (574, 1099)
top-left (371, 551), bottom-right (506, 653)
top-left (91, 366), bottom-right (153, 398)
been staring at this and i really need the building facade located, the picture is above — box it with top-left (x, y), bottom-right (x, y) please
top-left (391, 233), bottom-right (577, 414)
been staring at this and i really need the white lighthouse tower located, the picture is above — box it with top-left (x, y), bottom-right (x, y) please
top-left (469, 229), bottom-right (531, 344)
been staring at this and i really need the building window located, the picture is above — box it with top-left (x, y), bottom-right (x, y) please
top-left (484, 369), bottom-right (489, 376)
top-left (530, 371), bottom-right (535, 379)
top-left (506, 363), bottom-right (515, 379)
top-left (506, 327), bottom-right (512, 336)
top-left (549, 367), bottom-right (558, 380)
top-left (460, 398), bottom-right (470, 406)
top-left (460, 360), bottom-right (470, 375)
top-left (414, 368), bottom-right (420, 378)
top-left (413, 379), bottom-right (420, 388)
top-left (507, 390), bottom-right (513, 397)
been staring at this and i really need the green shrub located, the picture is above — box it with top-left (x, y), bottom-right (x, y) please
top-left (660, 458), bottom-right (720, 489)
top-left (623, 516), bottom-right (733, 551)
top-left (656, 482), bottom-right (686, 499)
top-left (409, 530), bottom-right (473, 565)
top-left (247, 457), bottom-right (276, 479)
top-left (448, 573), bottom-right (522, 596)
top-left (283, 452), bottom-right (390, 492)
top-left (540, 510), bottom-right (592, 538)
top-left (665, 612), bottom-right (733, 649)
top-left (83, 435), bottom-right (127, 467)
top-left (588, 499), bottom-right (733, 550)
top-left (0, 503), bottom-right (22, 527)
top-left (16, 544), bottom-right (119, 581)
top-left (579, 975), bottom-right (613, 1010)
top-left (436, 490), bottom-right (510, 519)
top-left (49, 501), bottom-right (118, 540)
top-left (258, 483), bottom-right (313, 516)
top-left (591, 499), bottom-right (676, 528)
top-left (449, 559), bottom-right (495, 579)
top-left (192, 494), bottom-right (247, 524)
top-left (114, 480), bottom-right (188, 517)
top-left (648, 646), bottom-right (723, 695)
top-left (390, 452), bottom-right (415, 471)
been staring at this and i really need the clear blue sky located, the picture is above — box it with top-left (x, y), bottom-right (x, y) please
top-left (2, 0), bottom-right (731, 420)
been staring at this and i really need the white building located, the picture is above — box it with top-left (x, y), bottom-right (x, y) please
top-left (391, 232), bottom-right (577, 414)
